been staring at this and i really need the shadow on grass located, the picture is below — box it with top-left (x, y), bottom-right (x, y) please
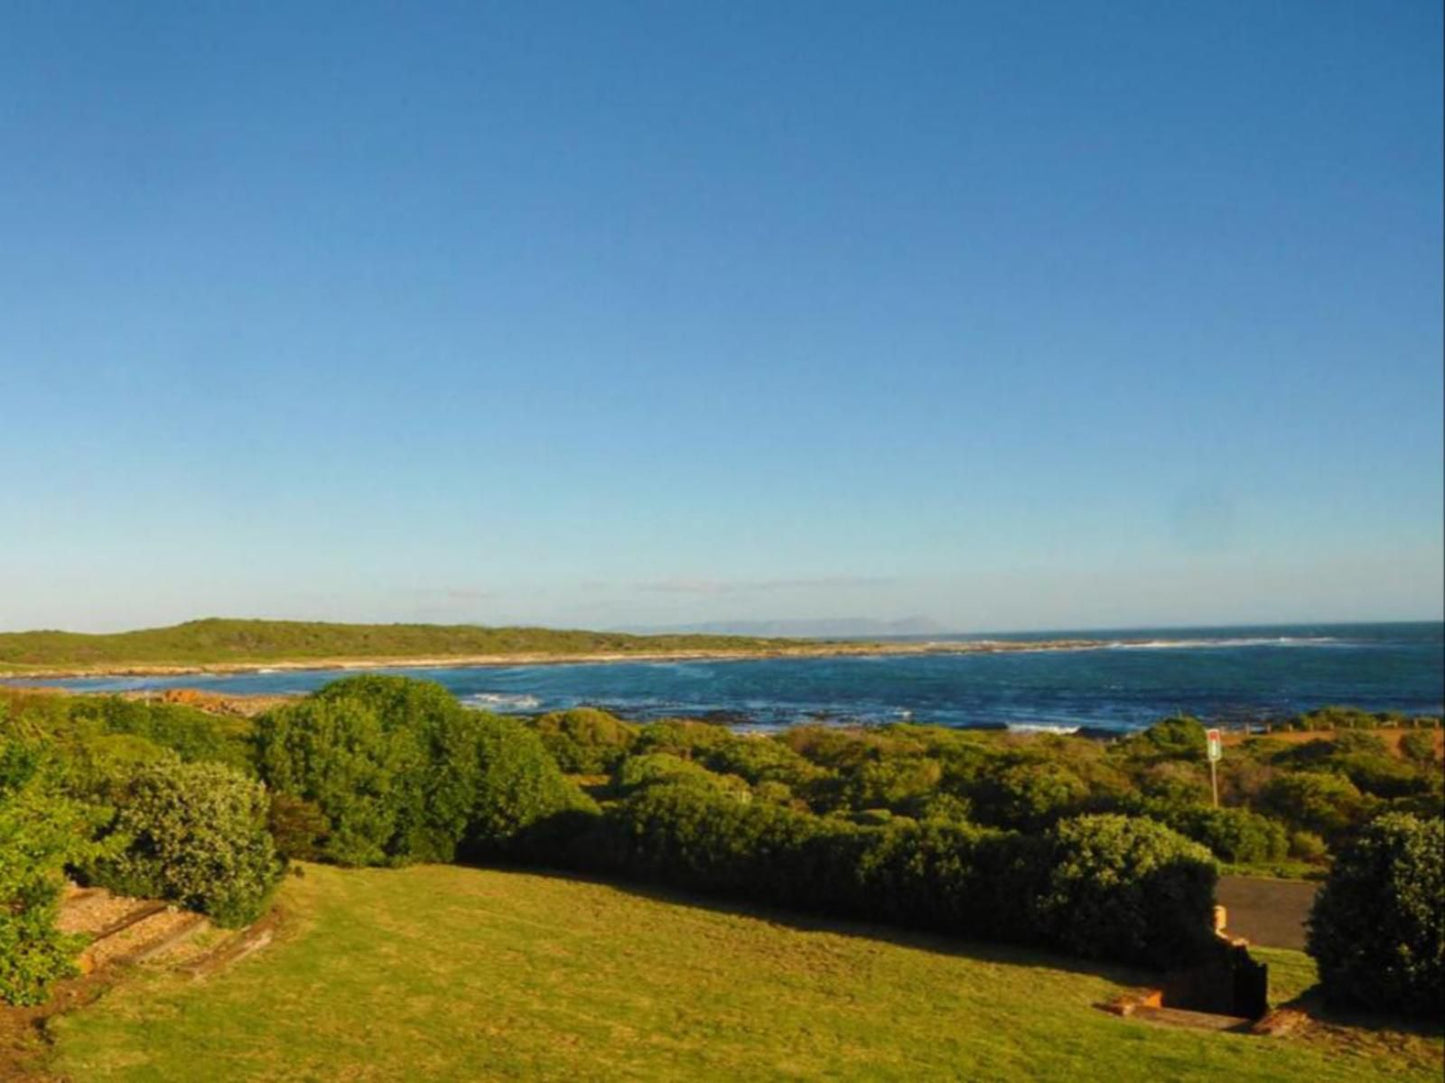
top-left (456, 862), bottom-right (1444, 1044)
top-left (468, 860), bottom-right (1152, 990)
top-left (1277, 986), bottom-right (1445, 1041)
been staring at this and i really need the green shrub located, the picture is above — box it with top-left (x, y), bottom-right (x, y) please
top-left (1262, 772), bottom-right (1369, 842)
top-left (593, 784), bottom-right (1214, 970)
top-left (1334, 753), bottom-right (1430, 800)
top-left (1399, 731), bottom-right (1438, 766)
top-left (258, 677), bottom-right (593, 867)
top-left (631, 719), bottom-right (733, 759)
top-left (267, 793), bottom-right (330, 861)
top-left (1307, 813), bottom-right (1443, 1018)
top-left (532, 708), bottom-right (637, 774)
top-left (700, 735), bottom-right (822, 790)
top-left (1037, 815), bottom-right (1218, 968)
top-left (463, 715), bottom-right (597, 859)
top-left (312, 676), bottom-right (486, 862)
top-left (1288, 830), bottom-right (1329, 863)
top-left (752, 780), bottom-right (797, 806)
top-left (1127, 716), bottom-right (1208, 760)
top-left (60, 733), bottom-right (180, 806)
top-left (1138, 761), bottom-right (1211, 804)
top-left (613, 752), bottom-right (742, 797)
top-left (1153, 805), bottom-right (1290, 864)
top-left (255, 695), bottom-right (425, 866)
top-left (64, 696), bottom-right (254, 774)
top-left (0, 741), bottom-right (106, 1005)
top-left (1298, 706), bottom-right (1386, 731)
top-left (86, 759), bottom-right (282, 927)
top-left (840, 756), bottom-right (945, 816)
top-left (971, 760), bottom-right (1089, 830)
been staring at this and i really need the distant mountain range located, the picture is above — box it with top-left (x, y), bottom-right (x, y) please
top-left (623, 617), bottom-right (949, 639)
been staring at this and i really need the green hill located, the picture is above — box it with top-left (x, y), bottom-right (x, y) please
top-left (44, 864), bottom-right (1444, 1081)
top-left (0, 618), bottom-right (803, 674)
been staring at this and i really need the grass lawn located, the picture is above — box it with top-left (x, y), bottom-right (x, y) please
top-left (49, 864), bottom-right (1442, 1082)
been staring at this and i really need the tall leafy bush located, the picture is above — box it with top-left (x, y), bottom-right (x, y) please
top-left (1307, 813), bottom-right (1443, 1018)
top-left (0, 741), bottom-right (104, 1005)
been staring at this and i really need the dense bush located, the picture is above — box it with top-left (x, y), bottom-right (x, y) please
top-left (312, 676), bottom-right (486, 862)
top-left (598, 782), bottom-right (840, 904)
top-left (86, 759), bottom-right (282, 927)
top-left (0, 740), bottom-right (107, 1005)
top-left (1399, 730), bottom-right (1439, 766)
top-left (267, 793), bottom-right (330, 861)
top-left (1262, 771), bottom-right (1369, 842)
top-left (1288, 830), bottom-right (1329, 863)
top-left (255, 695), bottom-right (426, 866)
top-left (257, 677), bottom-right (594, 866)
top-left (62, 696), bottom-right (255, 773)
top-left (1151, 805), bottom-right (1289, 865)
top-left (1036, 815), bottom-right (1218, 968)
top-left (1125, 716), bottom-right (1208, 760)
top-left (613, 752), bottom-right (747, 798)
top-left (0, 692), bottom-right (254, 775)
top-left (971, 760), bottom-right (1090, 830)
top-left (592, 783), bottom-right (1216, 969)
top-left (1299, 706), bottom-right (1393, 731)
top-left (1307, 814), bottom-right (1443, 1018)
top-left (631, 719), bottom-right (733, 759)
top-left (700, 734), bottom-right (823, 790)
top-left (532, 708), bottom-right (637, 774)
top-left (59, 732), bottom-right (181, 806)
top-left (463, 715), bottom-right (598, 859)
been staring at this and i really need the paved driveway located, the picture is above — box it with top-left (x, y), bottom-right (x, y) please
top-left (1217, 875), bottom-right (1319, 950)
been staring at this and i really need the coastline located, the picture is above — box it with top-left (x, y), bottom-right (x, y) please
top-left (0, 637), bottom-right (1110, 682)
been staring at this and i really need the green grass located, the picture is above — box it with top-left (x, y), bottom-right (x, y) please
top-left (48, 864), bottom-right (1442, 1081)
top-left (0, 618), bottom-right (806, 674)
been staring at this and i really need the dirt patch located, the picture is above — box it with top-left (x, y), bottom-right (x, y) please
top-left (1223, 727), bottom-right (1443, 760)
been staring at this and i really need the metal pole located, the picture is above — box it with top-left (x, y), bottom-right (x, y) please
top-left (1210, 757), bottom-right (1219, 809)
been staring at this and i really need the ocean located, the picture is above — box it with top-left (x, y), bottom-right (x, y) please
top-left (22, 621), bottom-right (1444, 733)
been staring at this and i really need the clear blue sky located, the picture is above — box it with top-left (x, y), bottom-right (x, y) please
top-left (2, 2), bottom-right (1441, 633)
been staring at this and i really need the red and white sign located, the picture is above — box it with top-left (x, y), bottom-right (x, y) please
top-left (1206, 728), bottom-right (1223, 762)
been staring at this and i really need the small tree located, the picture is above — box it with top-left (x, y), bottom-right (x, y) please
top-left (1307, 813), bottom-right (1443, 1018)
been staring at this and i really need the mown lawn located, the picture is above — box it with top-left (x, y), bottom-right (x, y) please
top-left (49, 864), bottom-right (1442, 1081)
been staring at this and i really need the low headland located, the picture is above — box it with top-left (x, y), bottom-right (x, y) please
top-left (0, 616), bottom-right (1110, 679)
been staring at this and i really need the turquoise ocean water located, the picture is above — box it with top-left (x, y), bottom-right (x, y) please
top-left (21, 622), bottom-right (1443, 733)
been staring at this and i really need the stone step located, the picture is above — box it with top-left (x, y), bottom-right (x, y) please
top-left (89, 901), bottom-right (170, 942)
top-left (1131, 1005), bottom-right (1254, 1032)
top-left (180, 910), bottom-right (280, 980)
top-left (82, 907), bottom-right (197, 972)
top-left (57, 890), bottom-right (161, 939)
top-left (123, 912), bottom-right (210, 964)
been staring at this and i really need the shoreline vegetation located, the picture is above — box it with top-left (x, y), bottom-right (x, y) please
top-left (0, 616), bottom-right (1122, 680)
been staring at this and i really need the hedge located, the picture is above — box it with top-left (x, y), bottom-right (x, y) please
top-left (586, 784), bottom-right (1217, 969)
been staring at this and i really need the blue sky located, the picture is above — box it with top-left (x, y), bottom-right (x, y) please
top-left (2, 1), bottom-right (1441, 633)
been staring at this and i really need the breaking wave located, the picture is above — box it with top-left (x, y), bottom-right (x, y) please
top-left (462, 692), bottom-right (542, 712)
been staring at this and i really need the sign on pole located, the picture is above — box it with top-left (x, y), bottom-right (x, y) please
top-left (1206, 728), bottom-right (1222, 808)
